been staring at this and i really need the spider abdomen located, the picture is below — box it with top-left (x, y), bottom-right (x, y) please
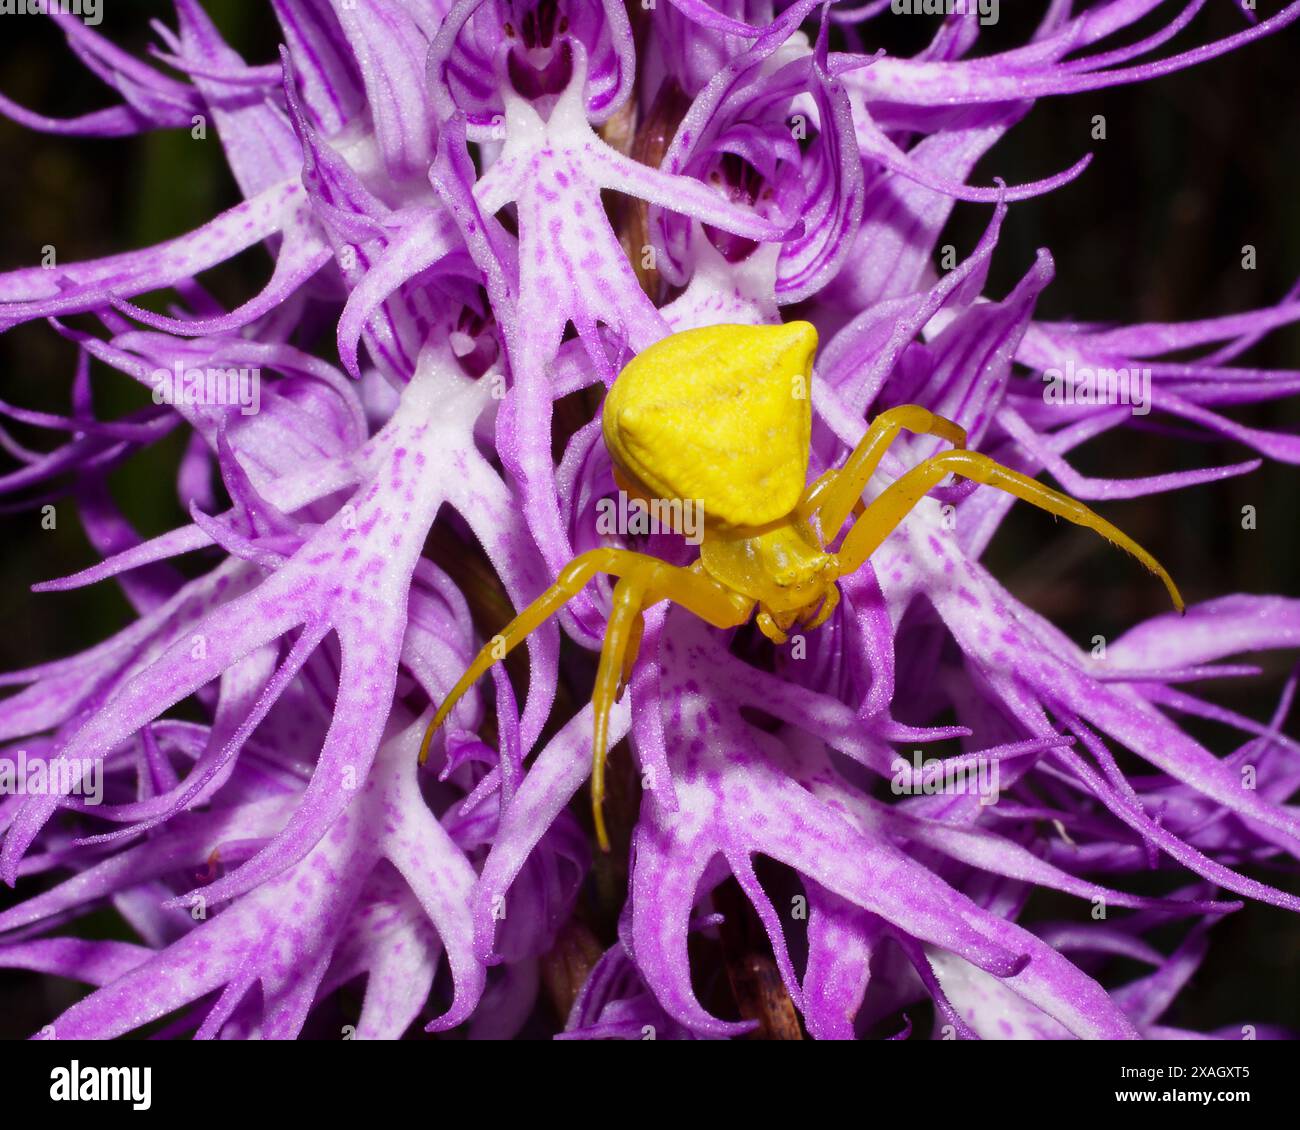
top-left (601, 321), bottom-right (818, 530)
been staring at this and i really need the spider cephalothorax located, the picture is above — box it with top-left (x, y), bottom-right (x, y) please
top-left (422, 322), bottom-right (1183, 848)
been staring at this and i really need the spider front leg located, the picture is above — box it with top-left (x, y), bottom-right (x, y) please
top-left (418, 551), bottom-right (621, 765)
top-left (590, 575), bottom-right (648, 852)
top-left (802, 405), bottom-right (967, 546)
top-left (419, 545), bottom-right (754, 851)
top-left (834, 448), bottom-right (1184, 611)
top-left (589, 563), bottom-right (753, 849)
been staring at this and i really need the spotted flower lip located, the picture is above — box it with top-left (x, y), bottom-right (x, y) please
top-left (0, 0), bottom-right (1299, 1042)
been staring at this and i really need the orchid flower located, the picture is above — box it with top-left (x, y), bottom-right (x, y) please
top-left (1, 0), bottom-right (1299, 1040)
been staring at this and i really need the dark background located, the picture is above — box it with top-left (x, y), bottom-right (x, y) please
top-left (0, 2), bottom-right (1296, 1036)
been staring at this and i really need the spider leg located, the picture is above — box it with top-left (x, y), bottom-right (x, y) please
top-left (591, 575), bottom-right (649, 852)
top-left (803, 405), bottom-right (966, 546)
top-left (756, 611), bottom-right (789, 644)
top-left (796, 469), bottom-right (837, 516)
top-left (616, 608), bottom-right (644, 703)
top-left (417, 549), bottom-right (621, 766)
top-left (586, 557), bottom-right (753, 850)
top-left (801, 581), bottom-right (840, 632)
top-left (419, 545), bottom-right (755, 849)
top-left (835, 449), bottom-right (1184, 612)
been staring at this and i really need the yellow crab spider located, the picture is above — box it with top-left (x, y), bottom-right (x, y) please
top-left (420, 322), bottom-right (1184, 850)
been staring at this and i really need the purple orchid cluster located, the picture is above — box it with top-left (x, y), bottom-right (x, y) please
top-left (1, 0), bottom-right (1299, 1041)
